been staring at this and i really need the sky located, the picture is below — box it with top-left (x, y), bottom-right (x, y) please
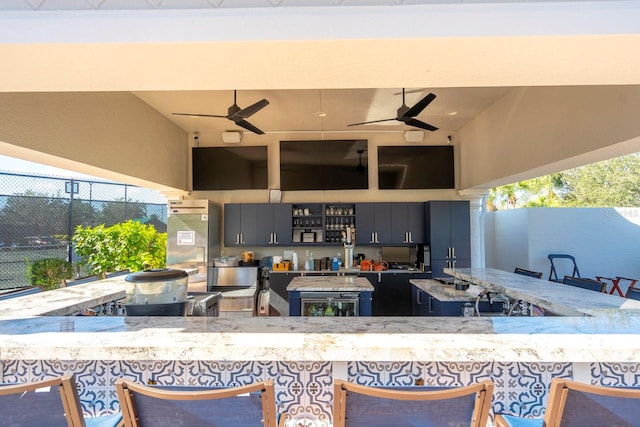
top-left (0, 154), bottom-right (98, 179)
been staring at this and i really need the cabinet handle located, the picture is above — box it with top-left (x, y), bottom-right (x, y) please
top-left (370, 233), bottom-right (375, 244)
top-left (428, 296), bottom-right (433, 313)
top-left (417, 289), bottom-right (423, 305)
top-left (408, 232), bottom-right (413, 243)
top-left (235, 233), bottom-right (240, 245)
top-left (240, 233), bottom-right (245, 245)
top-left (273, 233), bottom-right (279, 244)
top-left (375, 232), bottom-right (379, 243)
top-left (452, 247), bottom-right (456, 258)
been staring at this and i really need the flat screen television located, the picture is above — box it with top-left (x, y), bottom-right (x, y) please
top-left (377, 145), bottom-right (454, 189)
top-left (280, 140), bottom-right (368, 191)
top-left (192, 146), bottom-right (268, 190)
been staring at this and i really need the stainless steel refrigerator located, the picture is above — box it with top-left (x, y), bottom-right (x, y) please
top-left (166, 199), bottom-right (220, 292)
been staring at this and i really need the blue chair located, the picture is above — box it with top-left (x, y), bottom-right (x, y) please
top-left (495, 378), bottom-right (640, 427)
top-left (0, 374), bottom-right (122, 427)
top-left (562, 275), bottom-right (606, 293)
top-left (116, 379), bottom-right (282, 427)
top-left (626, 286), bottom-right (640, 301)
top-left (548, 254), bottom-right (580, 282)
top-left (333, 379), bottom-right (494, 427)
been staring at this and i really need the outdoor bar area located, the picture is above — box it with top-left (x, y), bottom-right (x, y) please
top-left (2, 268), bottom-right (640, 426)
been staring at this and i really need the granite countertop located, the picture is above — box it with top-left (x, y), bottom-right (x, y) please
top-left (0, 278), bottom-right (126, 316)
top-left (286, 275), bottom-right (374, 292)
top-left (270, 269), bottom-right (429, 274)
top-left (410, 279), bottom-right (481, 302)
top-left (2, 314), bottom-right (640, 362)
top-left (445, 267), bottom-right (640, 316)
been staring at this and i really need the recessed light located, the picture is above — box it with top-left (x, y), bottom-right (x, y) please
top-left (315, 111), bottom-right (327, 118)
top-left (448, 111), bottom-right (458, 116)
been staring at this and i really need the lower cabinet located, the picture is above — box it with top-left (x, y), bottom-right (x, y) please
top-left (412, 286), bottom-right (503, 316)
top-left (362, 272), bottom-right (427, 316)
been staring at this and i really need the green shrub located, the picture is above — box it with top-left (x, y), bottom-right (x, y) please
top-left (27, 258), bottom-right (73, 291)
top-left (72, 220), bottom-right (166, 277)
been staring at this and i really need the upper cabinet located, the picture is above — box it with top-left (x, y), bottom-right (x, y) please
top-left (390, 202), bottom-right (425, 245)
top-left (256, 203), bottom-right (292, 246)
top-left (356, 202), bottom-right (424, 246)
top-left (355, 203), bottom-right (392, 245)
top-left (224, 203), bottom-right (258, 246)
top-left (425, 201), bottom-right (471, 276)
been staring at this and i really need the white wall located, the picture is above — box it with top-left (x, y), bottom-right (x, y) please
top-left (485, 208), bottom-right (640, 281)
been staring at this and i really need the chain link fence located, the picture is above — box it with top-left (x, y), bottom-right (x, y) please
top-left (0, 172), bottom-right (167, 289)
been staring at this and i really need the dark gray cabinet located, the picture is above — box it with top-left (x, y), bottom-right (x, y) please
top-left (426, 201), bottom-right (471, 276)
top-left (224, 204), bottom-right (258, 246)
top-left (361, 272), bottom-right (414, 316)
top-left (390, 202), bottom-right (425, 245)
top-left (256, 203), bottom-right (292, 246)
top-left (355, 203), bottom-right (392, 245)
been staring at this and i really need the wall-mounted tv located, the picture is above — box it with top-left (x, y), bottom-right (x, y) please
top-left (377, 145), bottom-right (454, 189)
top-left (280, 140), bottom-right (368, 191)
top-left (192, 146), bottom-right (268, 190)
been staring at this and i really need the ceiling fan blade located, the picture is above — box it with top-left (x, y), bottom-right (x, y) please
top-left (234, 99), bottom-right (269, 119)
top-left (404, 118), bottom-right (438, 131)
top-left (234, 119), bottom-right (265, 135)
top-left (172, 113), bottom-right (227, 118)
top-left (347, 118), bottom-right (396, 127)
top-left (403, 92), bottom-right (436, 118)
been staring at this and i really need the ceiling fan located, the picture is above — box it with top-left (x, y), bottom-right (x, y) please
top-left (172, 90), bottom-right (270, 135)
top-left (348, 89), bottom-right (439, 132)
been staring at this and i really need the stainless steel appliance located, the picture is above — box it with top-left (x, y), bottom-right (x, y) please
top-left (211, 266), bottom-right (258, 316)
top-left (186, 292), bottom-right (221, 317)
top-left (166, 200), bottom-right (220, 293)
top-left (300, 291), bottom-right (360, 317)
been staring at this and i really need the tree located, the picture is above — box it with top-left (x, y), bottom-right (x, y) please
top-left (559, 153), bottom-right (640, 207)
top-left (488, 153), bottom-right (640, 210)
top-left (96, 199), bottom-right (147, 227)
top-left (72, 220), bottom-right (166, 277)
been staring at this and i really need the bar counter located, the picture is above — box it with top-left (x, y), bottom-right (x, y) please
top-left (2, 269), bottom-right (640, 425)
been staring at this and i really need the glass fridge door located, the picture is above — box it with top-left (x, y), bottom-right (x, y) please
top-left (301, 298), bottom-right (359, 317)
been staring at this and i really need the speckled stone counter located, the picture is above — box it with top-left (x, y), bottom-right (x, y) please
top-left (286, 275), bottom-right (374, 292)
top-left (2, 272), bottom-right (640, 426)
top-left (411, 278), bottom-right (480, 302)
top-left (444, 267), bottom-right (640, 316)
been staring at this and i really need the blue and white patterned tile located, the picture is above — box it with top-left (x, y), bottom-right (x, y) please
top-left (422, 362), bottom-right (495, 387)
top-left (267, 361), bottom-right (333, 427)
top-left (347, 361), bottom-right (420, 386)
top-left (494, 362), bottom-right (572, 418)
top-left (590, 363), bottom-right (640, 387)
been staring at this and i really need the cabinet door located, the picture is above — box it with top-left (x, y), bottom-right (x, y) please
top-left (373, 203), bottom-right (393, 244)
top-left (355, 203), bottom-right (376, 245)
top-left (223, 204), bottom-right (243, 246)
top-left (272, 204), bottom-right (292, 245)
top-left (391, 203), bottom-right (425, 245)
top-left (255, 204), bottom-right (275, 245)
top-left (427, 201), bottom-right (452, 260)
top-left (406, 202), bottom-right (425, 244)
top-left (239, 204), bottom-right (258, 246)
top-left (450, 201), bottom-right (471, 260)
top-left (412, 286), bottom-right (431, 315)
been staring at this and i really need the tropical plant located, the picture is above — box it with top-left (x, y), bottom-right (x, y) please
top-left (27, 258), bottom-right (73, 291)
top-left (72, 220), bottom-right (166, 277)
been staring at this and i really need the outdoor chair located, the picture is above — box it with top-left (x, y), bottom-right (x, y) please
top-left (514, 268), bottom-right (543, 279)
top-left (495, 377), bottom-right (640, 427)
top-left (332, 379), bottom-right (494, 427)
top-left (0, 374), bottom-right (122, 427)
top-left (115, 378), bottom-right (283, 427)
top-left (626, 286), bottom-right (640, 301)
top-left (548, 254), bottom-right (580, 282)
top-left (562, 275), bottom-right (606, 293)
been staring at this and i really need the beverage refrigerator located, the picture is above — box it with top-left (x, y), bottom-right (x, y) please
top-left (166, 200), bottom-right (220, 292)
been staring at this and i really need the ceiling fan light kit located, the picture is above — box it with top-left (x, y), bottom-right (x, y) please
top-left (222, 131), bottom-right (242, 143)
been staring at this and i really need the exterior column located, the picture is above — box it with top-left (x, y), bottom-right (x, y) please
top-left (458, 189), bottom-right (489, 268)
